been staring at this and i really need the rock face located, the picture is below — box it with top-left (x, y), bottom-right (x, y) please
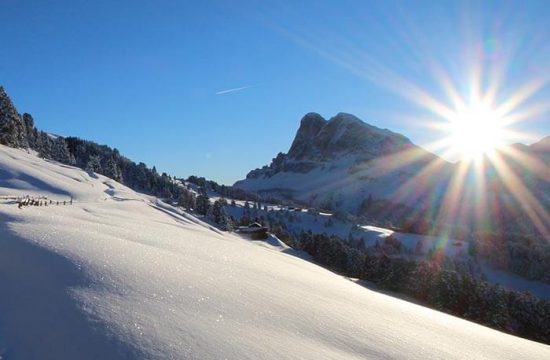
top-left (288, 112), bottom-right (412, 162)
top-left (287, 112), bottom-right (327, 160)
top-left (234, 112), bottom-right (448, 213)
top-left (0, 86), bottom-right (28, 148)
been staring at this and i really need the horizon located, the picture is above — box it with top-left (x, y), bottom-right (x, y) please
top-left (2, 0), bottom-right (549, 184)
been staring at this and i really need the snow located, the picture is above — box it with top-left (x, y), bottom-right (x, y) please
top-left (248, 233), bottom-right (312, 261)
top-left (362, 225), bottom-right (395, 238)
top-left (0, 144), bottom-right (548, 359)
top-left (481, 262), bottom-right (550, 300)
top-left (360, 225), bottom-right (469, 257)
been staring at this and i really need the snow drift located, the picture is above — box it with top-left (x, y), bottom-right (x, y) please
top-left (0, 145), bottom-right (548, 359)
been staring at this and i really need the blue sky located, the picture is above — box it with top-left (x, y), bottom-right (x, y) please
top-left (1, 0), bottom-right (549, 184)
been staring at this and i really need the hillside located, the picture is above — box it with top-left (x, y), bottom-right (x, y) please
top-left (1, 145), bottom-right (549, 359)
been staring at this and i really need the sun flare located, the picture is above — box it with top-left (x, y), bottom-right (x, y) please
top-left (447, 102), bottom-right (505, 160)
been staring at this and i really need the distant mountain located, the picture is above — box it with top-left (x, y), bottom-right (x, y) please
top-left (235, 112), bottom-right (451, 211)
top-left (286, 112), bottom-right (412, 162)
top-left (235, 112), bottom-right (549, 236)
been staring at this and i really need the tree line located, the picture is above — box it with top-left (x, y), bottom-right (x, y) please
top-left (1, 87), bottom-right (183, 201)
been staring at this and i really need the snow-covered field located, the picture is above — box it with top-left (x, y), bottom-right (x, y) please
top-left (0, 145), bottom-right (548, 359)
top-left (360, 225), bottom-right (469, 257)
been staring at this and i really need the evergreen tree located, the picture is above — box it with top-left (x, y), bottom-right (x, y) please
top-left (360, 193), bottom-right (374, 215)
top-left (22, 113), bottom-right (36, 148)
top-left (0, 86), bottom-right (28, 148)
top-left (52, 137), bottom-right (73, 164)
top-left (37, 131), bottom-right (53, 158)
top-left (86, 155), bottom-right (102, 174)
top-left (195, 188), bottom-right (210, 215)
top-left (210, 199), bottom-right (232, 230)
top-left (178, 189), bottom-right (196, 210)
top-left (486, 285), bottom-right (510, 329)
top-left (104, 156), bottom-right (122, 181)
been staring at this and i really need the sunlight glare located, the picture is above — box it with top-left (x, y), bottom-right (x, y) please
top-left (448, 101), bottom-right (504, 160)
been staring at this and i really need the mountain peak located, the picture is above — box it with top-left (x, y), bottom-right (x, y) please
top-left (330, 112), bottom-right (363, 125)
top-left (288, 112), bottom-right (411, 162)
top-left (288, 113), bottom-right (327, 160)
top-left (235, 111), bottom-right (445, 212)
top-left (301, 112), bottom-right (326, 124)
top-left (238, 111), bottom-right (423, 189)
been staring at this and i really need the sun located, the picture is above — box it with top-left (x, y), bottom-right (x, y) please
top-left (447, 101), bottom-right (505, 160)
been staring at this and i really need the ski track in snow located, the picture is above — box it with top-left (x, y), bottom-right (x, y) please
top-left (0, 145), bottom-right (548, 359)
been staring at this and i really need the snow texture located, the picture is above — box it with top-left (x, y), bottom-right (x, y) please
top-left (0, 145), bottom-right (548, 359)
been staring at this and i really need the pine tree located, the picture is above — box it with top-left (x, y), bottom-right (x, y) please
top-left (178, 189), bottom-right (196, 210)
top-left (210, 199), bottom-right (231, 229)
top-left (0, 86), bottom-right (28, 148)
top-left (486, 285), bottom-right (510, 329)
top-left (104, 156), bottom-right (122, 181)
top-left (86, 155), bottom-right (102, 174)
top-left (195, 188), bottom-right (210, 215)
top-left (52, 137), bottom-right (73, 164)
top-left (22, 113), bottom-right (36, 148)
top-left (37, 131), bottom-right (53, 158)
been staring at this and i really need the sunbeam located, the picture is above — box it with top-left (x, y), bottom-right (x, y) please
top-left (257, 1), bottom-right (550, 239)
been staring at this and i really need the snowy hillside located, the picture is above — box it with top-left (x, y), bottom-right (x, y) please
top-left (0, 145), bottom-right (549, 359)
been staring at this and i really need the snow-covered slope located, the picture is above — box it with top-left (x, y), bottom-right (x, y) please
top-left (0, 145), bottom-right (548, 359)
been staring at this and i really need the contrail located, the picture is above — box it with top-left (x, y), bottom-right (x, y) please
top-left (215, 85), bottom-right (254, 95)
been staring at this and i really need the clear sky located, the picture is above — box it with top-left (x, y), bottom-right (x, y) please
top-left (1, 0), bottom-right (549, 184)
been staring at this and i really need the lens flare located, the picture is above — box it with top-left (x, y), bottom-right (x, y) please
top-left (447, 101), bottom-right (505, 160)
top-left (264, 2), bottom-right (550, 238)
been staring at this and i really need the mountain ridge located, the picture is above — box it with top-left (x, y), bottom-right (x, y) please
top-left (287, 112), bottom-right (420, 162)
top-left (234, 112), bottom-right (450, 211)
top-left (234, 112), bottom-right (549, 237)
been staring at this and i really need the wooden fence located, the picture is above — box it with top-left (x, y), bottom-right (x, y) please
top-left (0, 195), bottom-right (73, 209)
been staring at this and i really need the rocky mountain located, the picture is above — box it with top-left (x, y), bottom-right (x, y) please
top-left (287, 112), bottom-right (411, 162)
top-left (235, 112), bottom-right (452, 215)
top-left (234, 112), bottom-right (549, 237)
